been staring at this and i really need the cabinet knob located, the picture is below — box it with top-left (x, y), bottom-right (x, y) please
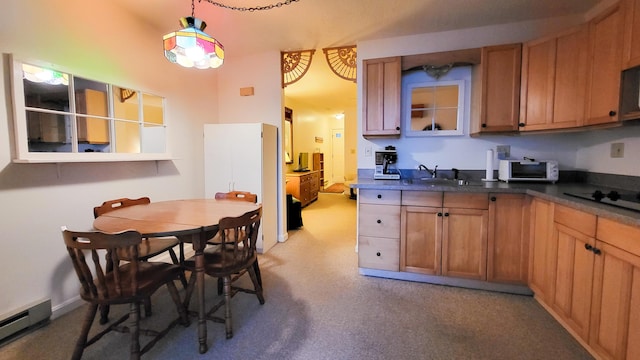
top-left (444, 212), bottom-right (449, 217)
top-left (437, 212), bottom-right (443, 217)
top-left (376, 252), bottom-right (381, 257)
top-left (490, 196), bottom-right (496, 202)
top-left (518, 123), bottom-right (525, 127)
top-left (585, 244), bottom-right (593, 251)
top-left (377, 194), bottom-right (382, 199)
top-left (395, 127), bottom-right (400, 131)
top-left (593, 247), bottom-right (602, 255)
top-left (481, 123), bottom-right (487, 128)
top-left (609, 110), bottom-right (617, 117)
top-left (376, 219), bottom-right (382, 224)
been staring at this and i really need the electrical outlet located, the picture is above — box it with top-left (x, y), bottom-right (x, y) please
top-left (611, 143), bottom-right (624, 158)
top-left (365, 146), bottom-right (372, 157)
top-left (496, 145), bottom-right (510, 159)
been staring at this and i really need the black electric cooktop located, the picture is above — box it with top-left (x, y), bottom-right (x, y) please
top-left (564, 190), bottom-right (640, 213)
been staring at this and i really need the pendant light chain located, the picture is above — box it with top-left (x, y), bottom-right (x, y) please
top-left (201, 0), bottom-right (301, 12)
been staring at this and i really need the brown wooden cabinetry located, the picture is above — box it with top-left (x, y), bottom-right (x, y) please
top-left (551, 205), bottom-right (597, 342)
top-left (401, 191), bottom-right (488, 280)
top-left (312, 153), bottom-right (325, 190)
top-left (472, 44), bottom-right (522, 134)
top-left (590, 217), bottom-right (640, 360)
top-left (358, 190), bottom-right (401, 271)
top-left (584, 2), bottom-right (625, 126)
top-left (362, 57), bottom-right (401, 137)
top-left (487, 193), bottom-right (529, 285)
top-left (286, 171), bottom-right (319, 207)
top-left (623, 0), bottom-right (640, 69)
top-left (528, 197), bottom-right (555, 303)
top-left (520, 25), bottom-right (588, 131)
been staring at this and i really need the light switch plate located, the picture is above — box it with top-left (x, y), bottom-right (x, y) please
top-left (611, 143), bottom-right (624, 158)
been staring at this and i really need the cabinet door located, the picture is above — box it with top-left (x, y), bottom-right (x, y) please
top-left (552, 222), bottom-right (595, 341)
top-left (584, 2), bottom-right (624, 126)
top-left (520, 37), bottom-right (556, 130)
top-left (528, 198), bottom-right (555, 303)
top-left (441, 207), bottom-right (488, 280)
top-left (400, 205), bottom-right (441, 275)
top-left (475, 44), bottom-right (522, 133)
top-left (590, 241), bottom-right (640, 360)
top-left (622, 0), bottom-right (640, 69)
top-left (487, 194), bottom-right (529, 284)
top-left (362, 57), bottom-right (401, 136)
top-left (553, 25), bottom-right (588, 128)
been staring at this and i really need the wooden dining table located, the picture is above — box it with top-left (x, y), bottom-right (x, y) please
top-left (93, 198), bottom-right (261, 354)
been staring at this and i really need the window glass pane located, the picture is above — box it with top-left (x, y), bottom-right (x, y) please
top-left (143, 93), bottom-right (164, 125)
top-left (26, 110), bottom-right (72, 152)
top-left (113, 86), bottom-right (139, 121)
top-left (434, 109), bottom-right (458, 130)
top-left (435, 85), bottom-right (459, 107)
top-left (22, 64), bottom-right (70, 112)
top-left (141, 123), bottom-right (166, 153)
top-left (114, 120), bottom-right (140, 153)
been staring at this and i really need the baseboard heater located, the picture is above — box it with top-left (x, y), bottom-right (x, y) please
top-left (0, 299), bottom-right (51, 342)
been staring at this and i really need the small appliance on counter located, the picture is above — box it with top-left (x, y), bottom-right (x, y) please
top-left (498, 158), bottom-right (558, 183)
top-left (374, 146), bottom-right (400, 180)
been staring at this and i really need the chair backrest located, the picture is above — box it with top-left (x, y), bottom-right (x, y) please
top-left (93, 197), bottom-right (151, 218)
top-left (214, 191), bottom-right (257, 203)
top-left (218, 208), bottom-right (262, 265)
top-left (62, 228), bottom-right (143, 302)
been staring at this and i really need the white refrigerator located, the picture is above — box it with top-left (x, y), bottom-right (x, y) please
top-left (204, 123), bottom-right (278, 253)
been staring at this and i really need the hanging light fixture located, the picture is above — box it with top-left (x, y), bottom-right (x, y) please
top-left (163, 0), bottom-right (224, 69)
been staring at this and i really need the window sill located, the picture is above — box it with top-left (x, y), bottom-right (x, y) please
top-left (12, 153), bottom-right (175, 163)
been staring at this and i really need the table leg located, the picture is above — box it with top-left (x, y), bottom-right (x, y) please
top-left (193, 231), bottom-right (208, 354)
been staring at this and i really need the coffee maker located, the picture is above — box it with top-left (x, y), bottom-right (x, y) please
top-left (374, 146), bottom-right (400, 180)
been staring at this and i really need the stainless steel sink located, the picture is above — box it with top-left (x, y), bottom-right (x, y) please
top-left (418, 178), bottom-right (459, 185)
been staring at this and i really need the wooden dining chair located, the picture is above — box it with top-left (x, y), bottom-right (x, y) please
top-left (211, 191), bottom-right (262, 293)
top-left (94, 197), bottom-right (187, 323)
top-left (62, 228), bottom-right (189, 360)
top-left (183, 208), bottom-right (264, 340)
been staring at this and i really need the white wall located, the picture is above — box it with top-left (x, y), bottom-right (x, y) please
top-left (0, 1), bottom-right (218, 318)
top-left (356, 14), bottom-right (640, 177)
top-left (215, 51), bottom-right (288, 242)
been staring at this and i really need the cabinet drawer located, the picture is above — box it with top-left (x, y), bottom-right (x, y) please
top-left (554, 204), bottom-right (596, 237)
top-left (359, 236), bottom-right (400, 271)
top-left (443, 192), bottom-right (488, 209)
top-left (596, 217), bottom-right (640, 256)
top-left (402, 191), bottom-right (443, 206)
top-left (359, 189), bottom-right (401, 205)
top-left (359, 204), bottom-right (401, 238)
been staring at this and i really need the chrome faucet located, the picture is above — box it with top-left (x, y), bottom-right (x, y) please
top-left (418, 164), bottom-right (438, 178)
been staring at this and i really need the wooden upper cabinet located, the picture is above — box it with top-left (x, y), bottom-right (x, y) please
top-left (362, 57), bottom-right (401, 137)
top-left (584, 2), bottom-right (625, 126)
top-left (622, 0), bottom-right (640, 69)
top-left (472, 44), bottom-right (522, 134)
top-left (520, 25), bottom-right (588, 131)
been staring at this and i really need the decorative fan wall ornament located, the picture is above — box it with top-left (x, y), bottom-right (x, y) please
top-left (281, 49), bottom-right (316, 88)
top-left (119, 88), bottom-right (136, 102)
top-left (322, 45), bottom-right (357, 83)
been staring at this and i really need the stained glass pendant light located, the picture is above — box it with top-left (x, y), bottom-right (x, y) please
top-left (163, 0), bottom-right (224, 69)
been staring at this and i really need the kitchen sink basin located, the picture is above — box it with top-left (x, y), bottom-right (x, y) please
top-left (403, 178), bottom-right (481, 186)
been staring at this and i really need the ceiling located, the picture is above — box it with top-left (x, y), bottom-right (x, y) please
top-left (112, 0), bottom-right (601, 115)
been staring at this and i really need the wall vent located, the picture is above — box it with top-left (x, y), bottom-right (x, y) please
top-left (0, 299), bottom-right (51, 343)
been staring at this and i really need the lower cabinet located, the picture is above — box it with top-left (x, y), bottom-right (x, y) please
top-left (400, 192), bottom-right (489, 281)
top-left (550, 204), bottom-right (597, 342)
top-left (589, 217), bottom-right (640, 360)
top-left (358, 190), bottom-right (401, 271)
top-left (487, 193), bottom-right (529, 285)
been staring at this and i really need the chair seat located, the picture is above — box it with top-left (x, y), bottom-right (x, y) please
top-left (83, 262), bottom-right (183, 304)
top-left (118, 237), bottom-right (180, 261)
top-left (184, 249), bottom-right (256, 277)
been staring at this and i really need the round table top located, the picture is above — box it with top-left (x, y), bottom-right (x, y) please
top-left (93, 198), bottom-right (261, 237)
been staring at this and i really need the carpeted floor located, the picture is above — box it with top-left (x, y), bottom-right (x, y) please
top-left (0, 193), bottom-right (593, 360)
top-left (320, 182), bottom-right (345, 193)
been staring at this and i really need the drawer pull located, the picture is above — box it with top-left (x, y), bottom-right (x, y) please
top-left (376, 252), bottom-right (381, 257)
top-left (376, 219), bottom-right (382, 224)
top-left (377, 194), bottom-right (382, 199)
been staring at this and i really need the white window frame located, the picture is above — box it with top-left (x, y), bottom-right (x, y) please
top-left (403, 79), bottom-right (465, 137)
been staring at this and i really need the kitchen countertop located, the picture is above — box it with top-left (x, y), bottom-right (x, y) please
top-left (352, 177), bottom-right (640, 227)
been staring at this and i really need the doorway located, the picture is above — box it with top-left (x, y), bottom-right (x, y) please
top-left (331, 128), bottom-right (345, 184)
